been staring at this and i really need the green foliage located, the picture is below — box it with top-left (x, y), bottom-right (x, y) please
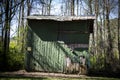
top-left (6, 40), bottom-right (24, 71)
top-left (89, 55), bottom-right (96, 68)
top-left (89, 18), bottom-right (120, 74)
top-left (0, 41), bottom-right (4, 69)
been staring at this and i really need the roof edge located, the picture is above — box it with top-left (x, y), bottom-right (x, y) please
top-left (27, 16), bottom-right (95, 21)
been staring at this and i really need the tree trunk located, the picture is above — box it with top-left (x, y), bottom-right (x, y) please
top-left (94, 0), bottom-right (99, 55)
top-left (21, 0), bottom-right (24, 53)
top-left (47, 0), bottom-right (52, 15)
top-left (105, 0), bottom-right (114, 71)
top-left (27, 0), bottom-right (31, 16)
top-left (76, 0), bottom-right (79, 16)
top-left (118, 0), bottom-right (120, 64)
top-left (71, 0), bottom-right (74, 16)
top-left (18, 2), bottom-right (21, 44)
top-left (88, 0), bottom-right (92, 15)
top-left (0, 5), bottom-right (4, 43)
top-left (102, 0), bottom-right (107, 69)
top-left (0, 1), bottom-right (4, 70)
top-left (3, 0), bottom-right (10, 70)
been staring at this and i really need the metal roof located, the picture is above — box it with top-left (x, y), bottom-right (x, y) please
top-left (27, 15), bottom-right (95, 21)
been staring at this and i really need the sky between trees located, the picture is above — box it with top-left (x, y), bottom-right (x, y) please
top-left (9, 0), bottom-right (118, 38)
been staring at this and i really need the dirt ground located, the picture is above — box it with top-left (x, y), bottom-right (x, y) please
top-left (1, 70), bottom-right (120, 80)
top-left (0, 70), bottom-right (87, 78)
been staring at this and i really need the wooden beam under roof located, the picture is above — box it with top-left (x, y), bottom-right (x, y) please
top-left (27, 15), bottom-right (95, 21)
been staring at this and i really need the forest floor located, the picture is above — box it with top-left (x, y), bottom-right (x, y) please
top-left (0, 70), bottom-right (86, 78)
top-left (0, 70), bottom-right (120, 80)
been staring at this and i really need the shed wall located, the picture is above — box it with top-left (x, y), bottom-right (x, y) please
top-left (25, 20), bottom-right (90, 72)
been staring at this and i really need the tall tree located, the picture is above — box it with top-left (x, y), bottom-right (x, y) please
top-left (1, 0), bottom-right (22, 70)
top-left (76, 0), bottom-right (79, 16)
top-left (71, 0), bottom-right (74, 16)
top-left (17, 2), bottom-right (21, 41)
top-left (3, 0), bottom-right (10, 70)
top-left (118, 0), bottom-right (120, 63)
top-left (94, 0), bottom-right (99, 55)
top-left (105, 0), bottom-right (117, 71)
top-left (27, 0), bottom-right (33, 16)
top-left (21, 0), bottom-right (24, 53)
top-left (88, 0), bottom-right (93, 15)
top-left (0, 1), bottom-right (4, 43)
top-left (41, 0), bottom-right (52, 15)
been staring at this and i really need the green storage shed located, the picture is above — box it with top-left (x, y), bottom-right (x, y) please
top-left (25, 16), bottom-right (95, 73)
